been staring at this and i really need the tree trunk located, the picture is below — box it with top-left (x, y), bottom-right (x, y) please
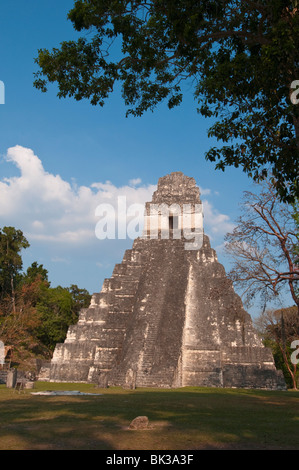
top-left (281, 346), bottom-right (298, 390)
top-left (10, 276), bottom-right (16, 314)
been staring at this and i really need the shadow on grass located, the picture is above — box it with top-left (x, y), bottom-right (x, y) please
top-left (0, 385), bottom-right (299, 450)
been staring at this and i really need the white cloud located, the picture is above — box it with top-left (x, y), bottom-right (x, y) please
top-left (129, 178), bottom-right (142, 187)
top-left (0, 145), bottom-right (156, 246)
top-left (199, 186), bottom-right (211, 196)
top-left (32, 220), bottom-right (44, 230)
top-left (202, 199), bottom-right (235, 239)
top-left (0, 145), bottom-right (234, 251)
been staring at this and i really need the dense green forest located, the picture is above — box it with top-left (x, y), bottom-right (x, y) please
top-left (0, 226), bottom-right (91, 369)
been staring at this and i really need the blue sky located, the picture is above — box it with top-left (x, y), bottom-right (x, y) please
top-left (0, 1), bottom-right (293, 316)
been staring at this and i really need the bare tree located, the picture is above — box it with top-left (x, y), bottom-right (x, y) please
top-left (225, 180), bottom-right (299, 313)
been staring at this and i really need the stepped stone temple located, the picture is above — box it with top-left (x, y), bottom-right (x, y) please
top-left (44, 172), bottom-right (286, 389)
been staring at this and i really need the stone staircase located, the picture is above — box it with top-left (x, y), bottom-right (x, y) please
top-left (136, 240), bottom-right (188, 387)
top-left (49, 246), bottom-right (144, 383)
top-left (109, 238), bottom-right (189, 388)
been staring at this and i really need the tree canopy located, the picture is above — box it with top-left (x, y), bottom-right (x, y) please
top-left (34, 0), bottom-right (299, 202)
top-left (0, 227), bottom-right (30, 311)
top-left (0, 228), bottom-right (91, 369)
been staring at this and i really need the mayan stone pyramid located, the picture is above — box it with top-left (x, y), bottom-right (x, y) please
top-left (45, 172), bottom-right (285, 389)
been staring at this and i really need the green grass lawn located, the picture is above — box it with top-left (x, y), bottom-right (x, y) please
top-left (0, 382), bottom-right (298, 450)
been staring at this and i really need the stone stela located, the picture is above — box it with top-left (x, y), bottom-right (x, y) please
top-left (41, 172), bottom-right (286, 390)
